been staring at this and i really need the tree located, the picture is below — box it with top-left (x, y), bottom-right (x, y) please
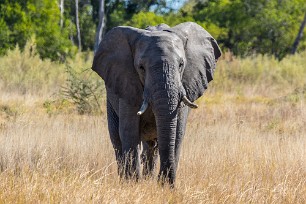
top-left (1, 0), bottom-right (305, 59)
top-left (0, 0), bottom-right (76, 60)
top-left (92, 0), bottom-right (167, 51)
top-left (99, 0), bottom-right (169, 32)
top-left (126, 11), bottom-right (164, 28)
top-left (0, 18), bottom-right (10, 55)
top-left (291, 12), bottom-right (306, 54)
top-left (75, 0), bottom-right (82, 51)
top-left (94, 0), bottom-right (105, 53)
top-left (60, 0), bottom-right (64, 28)
top-left (182, 0), bottom-right (306, 59)
top-left (79, 3), bottom-right (96, 50)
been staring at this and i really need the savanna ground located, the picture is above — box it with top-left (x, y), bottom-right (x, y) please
top-left (0, 45), bottom-right (306, 203)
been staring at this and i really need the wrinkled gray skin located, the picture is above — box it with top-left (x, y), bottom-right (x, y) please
top-left (92, 22), bottom-right (221, 186)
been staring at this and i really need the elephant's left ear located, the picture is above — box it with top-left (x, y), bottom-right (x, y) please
top-left (169, 22), bottom-right (222, 102)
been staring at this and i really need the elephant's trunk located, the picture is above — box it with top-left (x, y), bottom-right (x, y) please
top-left (141, 60), bottom-right (193, 185)
top-left (150, 88), bottom-right (180, 186)
top-left (154, 104), bottom-right (178, 186)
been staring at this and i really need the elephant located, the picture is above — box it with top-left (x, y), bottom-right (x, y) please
top-left (92, 22), bottom-right (221, 186)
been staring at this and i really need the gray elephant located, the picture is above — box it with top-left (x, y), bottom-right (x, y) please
top-left (92, 22), bottom-right (221, 186)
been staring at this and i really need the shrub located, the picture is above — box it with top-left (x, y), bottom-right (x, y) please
top-left (0, 37), bottom-right (65, 95)
top-left (61, 65), bottom-right (105, 115)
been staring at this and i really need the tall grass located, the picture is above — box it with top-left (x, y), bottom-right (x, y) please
top-left (0, 39), bottom-right (96, 97)
top-left (0, 44), bottom-right (306, 202)
top-left (0, 39), bottom-right (64, 95)
top-left (1, 40), bottom-right (305, 99)
top-left (0, 95), bottom-right (305, 203)
top-left (211, 51), bottom-right (306, 97)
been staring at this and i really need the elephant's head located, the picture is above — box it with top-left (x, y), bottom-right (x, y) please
top-left (92, 22), bottom-right (221, 114)
top-left (92, 22), bottom-right (221, 184)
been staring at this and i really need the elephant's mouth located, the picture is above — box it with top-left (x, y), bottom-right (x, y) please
top-left (137, 95), bottom-right (197, 116)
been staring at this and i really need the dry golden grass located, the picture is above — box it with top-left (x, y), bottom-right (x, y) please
top-left (0, 91), bottom-right (305, 203)
top-left (1, 47), bottom-right (306, 202)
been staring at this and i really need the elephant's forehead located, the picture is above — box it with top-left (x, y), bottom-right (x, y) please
top-left (137, 34), bottom-right (183, 55)
top-left (142, 31), bottom-right (182, 44)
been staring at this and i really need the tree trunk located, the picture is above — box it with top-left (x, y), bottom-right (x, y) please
top-left (75, 0), bottom-right (82, 52)
top-left (291, 12), bottom-right (306, 54)
top-left (94, 0), bottom-right (105, 53)
top-left (60, 0), bottom-right (64, 28)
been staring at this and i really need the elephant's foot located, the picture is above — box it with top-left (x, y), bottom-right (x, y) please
top-left (117, 149), bottom-right (141, 181)
top-left (157, 170), bottom-right (175, 189)
top-left (142, 158), bottom-right (157, 179)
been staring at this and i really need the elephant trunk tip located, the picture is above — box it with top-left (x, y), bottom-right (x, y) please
top-left (137, 100), bottom-right (149, 115)
top-left (182, 96), bottom-right (198, 109)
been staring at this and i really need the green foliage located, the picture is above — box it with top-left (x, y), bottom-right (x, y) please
top-left (104, 0), bottom-right (168, 30)
top-left (0, 18), bottom-right (10, 55)
top-left (62, 65), bottom-right (104, 115)
top-left (183, 0), bottom-right (306, 59)
top-left (120, 0), bottom-right (306, 59)
top-left (126, 12), bottom-right (164, 28)
top-left (108, 3), bottom-right (126, 28)
top-left (0, 0), bottom-right (76, 60)
top-left (0, 1), bottom-right (31, 50)
top-left (79, 4), bottom-right (96, 50)
top-left (1, 0), bottom-right (305, 59)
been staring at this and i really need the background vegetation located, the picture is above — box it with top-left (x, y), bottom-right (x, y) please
top-left (0, 0), bottom-right (305, 60)
top-left (0, 0), bottom-right (306, 203)
top-left (0, 48), bottom-right (306, 202)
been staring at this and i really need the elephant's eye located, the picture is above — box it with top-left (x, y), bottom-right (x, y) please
top-left (179, 61), bottom-right (184, 69)
top-left (139, 65), bottom-right (145, 72)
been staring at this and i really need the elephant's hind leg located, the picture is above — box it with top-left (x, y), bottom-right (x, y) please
top-left (142, 139), bottom-right (158, 178)
top-left (106, 99), bottom-right (123, 176)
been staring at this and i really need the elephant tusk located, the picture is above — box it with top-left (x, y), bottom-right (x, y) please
top-left (137, 101), bottom-right (149, 115)
top-left (182, 96), bottom-right (198, 109)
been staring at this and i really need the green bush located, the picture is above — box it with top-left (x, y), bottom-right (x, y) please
top-left (126, 12), bottom-right (165, 28)
top-left (61, 65), bottom-right (105, 115)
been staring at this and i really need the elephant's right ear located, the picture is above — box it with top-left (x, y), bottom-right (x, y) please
top-left (169, 22), bottom-right (222, 102)
top-left (92, 27), bottom-right (144, 106)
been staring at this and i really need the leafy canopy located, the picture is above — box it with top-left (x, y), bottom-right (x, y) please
top-left (0, 0), bottom-right (76, 60)
top-left (0, 0), bottom-right (305, 60)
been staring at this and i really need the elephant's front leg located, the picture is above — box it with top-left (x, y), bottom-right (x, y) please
top-left (106, 99), bottom-right (123, 176)
top-left (119, 99), bottom-right (141, 180)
